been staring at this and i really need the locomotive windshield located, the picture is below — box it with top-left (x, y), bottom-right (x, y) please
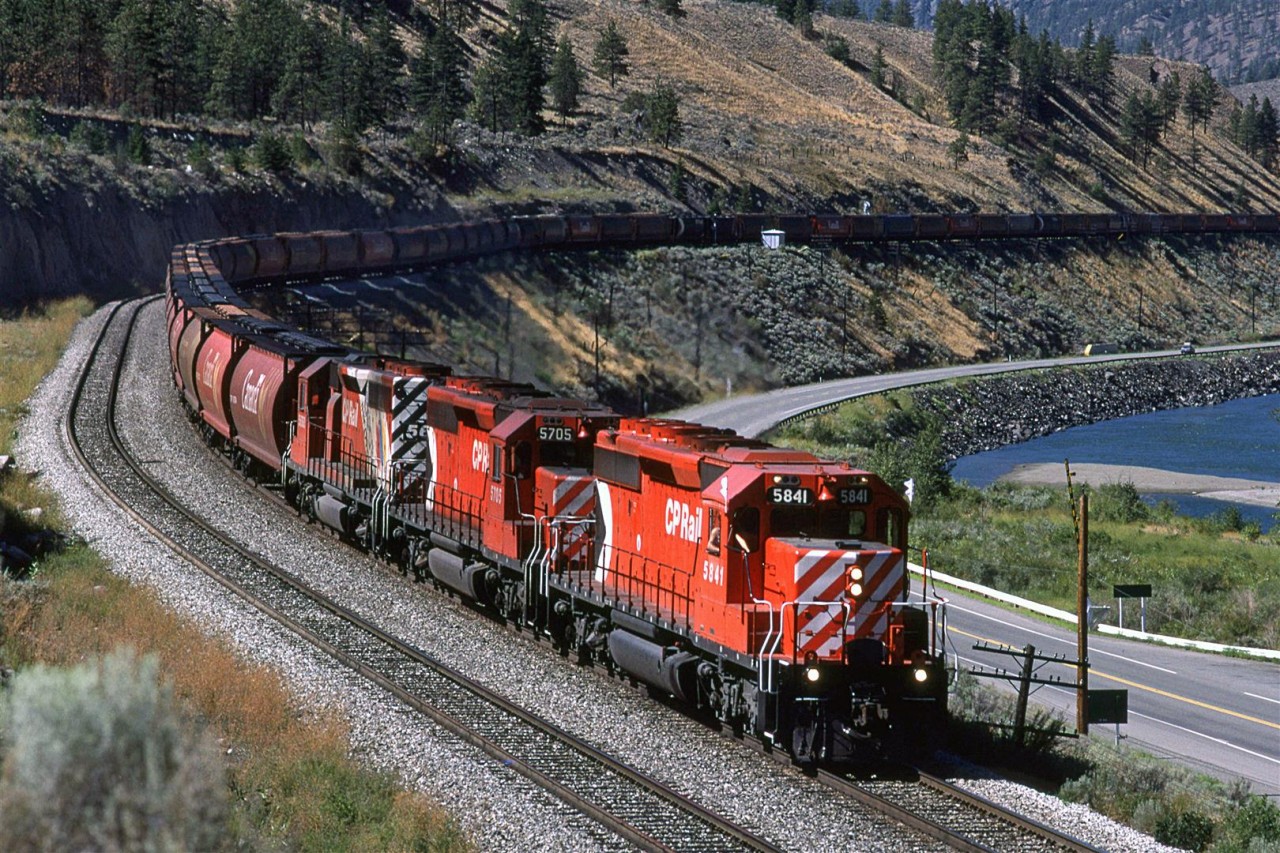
top-left (538, 436), bottom-right (593, 468)
top-left (770, 505), bottom-right (867, 540)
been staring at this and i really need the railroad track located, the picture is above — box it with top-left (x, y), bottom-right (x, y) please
top-left (818, 768), bottom-right (1104, 852)
top-left (67, 297), bottom-right (781, 853)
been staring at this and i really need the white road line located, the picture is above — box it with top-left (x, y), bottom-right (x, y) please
top-left (1126, 709), bottom-right (1280, 764)
top-left (1246, 691), bottom-right (1280, 706)
top-left (941, 599), bottom-right (1177, 673)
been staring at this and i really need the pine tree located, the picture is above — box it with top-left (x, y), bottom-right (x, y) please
top-left (1120, 89), bottom-right (1161, 168)
top-left (1155, 71), bottom-right (1181, 134)
top-left (549, 35), bottom-right (581, 123)
top-left (890, 0), bottom-right (913, 28)
top-left (363, 4), bottom-right (406, 127)
top-left (322, 14), bottom-right (372, 132)
top-left (411, 22), bottom-right (469, 147)
top-left (1182, 66), bottom-right (1216, 136)
top-left (870, 44), bottom-right (886, 89)
top-left (873, 0), bottom-right (893, 23)
top-left (1092, 33), bottom-right (1116, 96)
top-left (470, 55), bottom-right (506, 134)
top-left (272, 16), bottom-right (327, 127)
top-left (1075, 19), bottom-right (1095, 88)
top-left (656, 0), bottom-right (684, 17)
top-left (500, 0), bottom-right (551, 136)
top-left (644, 82), bottom-right (682, 147)
top-left (1258, 96), bottom-right (1279, 169)
top-left (107, 0), bottom-right (166, 117)
top-left (592, 20), bottom-right (629, 89)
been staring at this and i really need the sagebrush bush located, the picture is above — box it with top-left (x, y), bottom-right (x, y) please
top-left (0, 649), bottom-right (227, 851)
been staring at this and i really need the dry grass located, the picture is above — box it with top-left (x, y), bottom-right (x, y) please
top-left (0, 297), bottom-right (92, 456)
top-left (0, 549), bottom-right (469, 851)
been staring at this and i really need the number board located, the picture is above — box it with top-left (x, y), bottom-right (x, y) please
top-left (837, 487), bottom-right (871, 505)
top-left (767, 486), bottom-right (814, 505)
top-left (537, 425), bottom-right (575, 442)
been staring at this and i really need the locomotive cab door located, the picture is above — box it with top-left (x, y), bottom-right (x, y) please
top-left (483, 415), bottom-right (539, 563)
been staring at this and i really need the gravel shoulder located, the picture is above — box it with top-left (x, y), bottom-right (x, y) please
top-left (1001, 462), bottom-right (1280, 508)
top-left (14, 301), bottom-right (1180, 853)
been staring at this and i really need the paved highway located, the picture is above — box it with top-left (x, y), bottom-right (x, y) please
top-left (928, 587), bottom-right (1280, 797)
top-left (673, 341), bottom-right (1280, 439)
top-left (671, 344), bottom-right (1280, 796)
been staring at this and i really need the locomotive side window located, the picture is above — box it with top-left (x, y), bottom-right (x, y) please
top-left (877, 508), bottom-right (904, 550)
top-left (730, 507), bottom-right (759, 553)
top-left (707, 508), bottom-right (722, 556)
top-left (513, 440), bottom-right (532, 479)
top-left (491, 442), bottom-right (502, 482)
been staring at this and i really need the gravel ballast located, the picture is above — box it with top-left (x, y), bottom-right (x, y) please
top-left (15, 301), bottom-right (1181, 852)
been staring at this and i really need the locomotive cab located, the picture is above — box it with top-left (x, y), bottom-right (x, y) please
top-left (712, 459), bottom-right (949, 764)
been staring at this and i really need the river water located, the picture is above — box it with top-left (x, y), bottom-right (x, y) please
top-left (949, 393), bottom-right (1280, 532)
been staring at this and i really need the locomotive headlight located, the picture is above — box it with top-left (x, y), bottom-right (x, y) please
top-left (849, 582), bottom-right (864, 598)
top-left (913, 668), bottom-right (929, 683)
top-left (805, 667), bottom-right (821, 683)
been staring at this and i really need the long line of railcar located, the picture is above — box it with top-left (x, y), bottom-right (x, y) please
top-left (164, 210), bottom-right (1271, 765)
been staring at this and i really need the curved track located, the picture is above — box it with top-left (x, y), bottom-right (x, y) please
top-left (67, 298), bottom-right (783, 853)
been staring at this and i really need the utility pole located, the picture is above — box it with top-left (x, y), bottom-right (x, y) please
top-left (1077, 493), bottom-right (1090, 736)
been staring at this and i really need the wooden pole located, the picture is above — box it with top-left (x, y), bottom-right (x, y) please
top-left (1077, 494), bottom-right (1089, 735)
top-left (1015, 643), bottom-right (1035, 747)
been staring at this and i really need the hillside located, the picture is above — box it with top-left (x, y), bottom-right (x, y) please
top-left (974, 0), bottom-right (1280, 85)
top-left (2, 0), bottom-right (1279, 412)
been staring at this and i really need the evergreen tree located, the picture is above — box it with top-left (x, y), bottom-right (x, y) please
top-left (499, 0), bottom-right (551, 136)
top-left (363, 4), bottom-right (406, 127)
top-left (469, 55), bottom-right (507, 134)
top-left (825, 34), bottom-right (851, 65)
top-left (1092, 33), bottom-right (1116, 95)
top-left (60, 0), bottom-right (114, 108)
top-left (549, 35), bottom-right (581, 123)
top-left (1075, 19), bottom-right (1095, 87)
top-left (870, 43), bottom-right (886, 89)
top-left (1258, 96), bottom-right (1279, 169)
top-left (592, 20), bottom-right (629, 88)
top-left (411, 22), bottom-right (469, 147)
top-left (656, 0), bottom-right (684, 17)
top-left (1120, 89), bottom-right (1161, 167)
top-left (322, 14), bottom-right (372, 132)
top-left (271, 15), bottom-right (327, 127)
top-left (107, 0), bottom-right (166, 117)
top-left (160, 0), bottom-right (217, 118)
top-left (890, 0), bottom-right (913, 28)
top-left (828, 0), bottom-right (861, 19)
top-left (1155, 71), bottom-right (1181, 134)
top-left (644, 81), bottom-right (682, 147)
top-left (1136, 35), bottom-right (1154, 56)
top-left (1182, 66), bottom-right (1216, 136)
top-left (873, 0), bottom-right (892, 24)
top-left (423, 0), bottom-right (477, 33)
top-left (207, 0), bottom-right (303, 120)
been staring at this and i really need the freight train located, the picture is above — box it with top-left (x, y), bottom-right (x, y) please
top-left (165, 209), bottom-right (1271, 762)
top-left (175, 211), bottom-right (1280, 294)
